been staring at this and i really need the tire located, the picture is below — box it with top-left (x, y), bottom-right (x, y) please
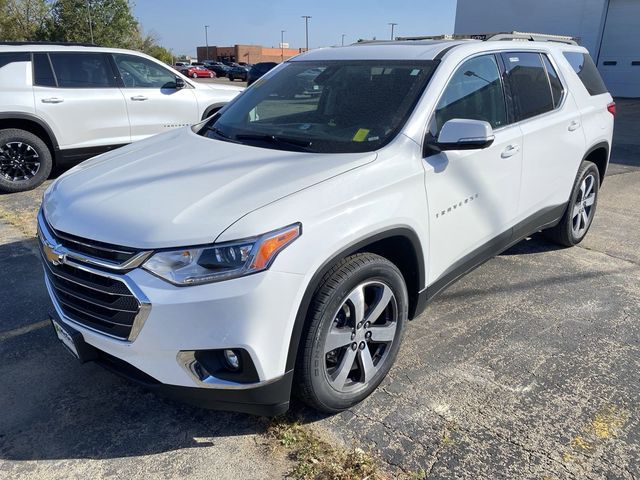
top-left (228, 75), bottom-right (234, 81)
top-left (0, 129), bottom-right (53, 193)
top-left (192, 73), bottom-right (198, 78)
top-left (295, 253), bottom-right (408, 413)
top-left (209, 72), bottom-right (214, 78)
top-left (546, 160), bottom-right (600, 246)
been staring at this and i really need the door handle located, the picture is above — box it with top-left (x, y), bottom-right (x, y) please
top-left (130, 95), bottom-right (148, 101)
top-left (501, 144), bottom-right (520, 158)
top-left (568, 120), bottom-right (581, 131)
top-left (41, 97), bottom-right (64, 104)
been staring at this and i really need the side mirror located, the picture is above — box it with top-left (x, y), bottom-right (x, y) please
top-left (429, 119), bottom-right (495, 153)
top-left (175, 76), bottom-right (186, 89)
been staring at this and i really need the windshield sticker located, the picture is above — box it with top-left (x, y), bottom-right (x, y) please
top-left (410, 69), bottom-right (421, 76)
top-left (509, 57), bottom-right (520, 63)
top-left (368, 136), bottom-right (380, 142)
top-left (352, 128), bottom-right (370, 142)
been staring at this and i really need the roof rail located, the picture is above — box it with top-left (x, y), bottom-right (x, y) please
top-left (0, 41), bottom-right (99, 47)
top-left (396, 31), bottom-right (579, 45)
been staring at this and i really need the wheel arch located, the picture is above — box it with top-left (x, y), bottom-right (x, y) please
top-left (583, 141), bottom-right (609, 185)
top-left (285, 227), bottom-right (426, 372)
top-left (0, 112), bottom-right (58, 160)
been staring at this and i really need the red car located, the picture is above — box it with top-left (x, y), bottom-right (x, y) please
top-left (180, 66), bottom-right (215, 79)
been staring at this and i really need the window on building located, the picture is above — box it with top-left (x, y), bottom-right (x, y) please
top-left (33, 53), bottom-right (56, 87)
top-left (49, 53), bottom-right (115, 88)
top-left (434, 54), bottom-right (507, 132)
top-left (501, 52), bottom-right (554, 121)
top-left (563, 52), bottom-right (608, 96)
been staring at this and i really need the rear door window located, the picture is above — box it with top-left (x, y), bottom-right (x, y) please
top-left (563, 52), bottom-right (608, 96)
top-left (49, 52), bottom-right (116, 88)
top-left (435, 54), bottom-right (507, 132)
top-left (33, 53), bottom-right (56, 87)
top-left (501, 52), bottom-right (554, 121)
top-left (542, 55), bottom-right (564, 108)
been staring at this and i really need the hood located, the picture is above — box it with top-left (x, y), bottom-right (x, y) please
top-left (44, 128), bottom-right (376, 249)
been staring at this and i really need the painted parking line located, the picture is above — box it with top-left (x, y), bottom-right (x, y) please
top-left (0, 319), bottom-right (50, 342)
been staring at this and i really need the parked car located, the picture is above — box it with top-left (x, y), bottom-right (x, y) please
top-left (173, 61), bottom-right (190, 70)
top-left (0, 42), bottom-right (243, 192)
top-left (180, 65), bottom-right (216, 78)
top-left (203, 61), bottom-right (230, 77)
top-left (39, 38), bottom-right (613, 415)
top-left (247, 62), bottom-right (278, 85)
top-left (227, 65), bottom-right (250, 82)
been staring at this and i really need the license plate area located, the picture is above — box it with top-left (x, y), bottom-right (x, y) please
top-left (50, 316), bottom-right (97, 363)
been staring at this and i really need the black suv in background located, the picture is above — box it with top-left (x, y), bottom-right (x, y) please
top-left (247, 62), bottom-right (278, 85)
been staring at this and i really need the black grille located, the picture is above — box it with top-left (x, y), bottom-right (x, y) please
top-left (40, 247), bottom-right (140, 340)
top-left (49, 226), bottom-right (139, 264)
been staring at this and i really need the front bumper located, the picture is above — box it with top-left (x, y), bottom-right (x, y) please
top-left (44, 259), bottom-right (305, 415)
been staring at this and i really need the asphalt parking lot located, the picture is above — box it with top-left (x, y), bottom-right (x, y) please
top-left (1, 100), bottom-right (638, 479)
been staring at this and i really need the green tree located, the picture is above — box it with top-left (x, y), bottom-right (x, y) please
top-left (47, 0), bottom-right (138, 47)
top-left (0, 0), bottom-right (50, 41)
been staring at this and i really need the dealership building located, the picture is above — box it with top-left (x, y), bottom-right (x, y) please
top-left (455, 0), bottom-right (639, 97)
top-left (196, 44), bottom-right (305, 64)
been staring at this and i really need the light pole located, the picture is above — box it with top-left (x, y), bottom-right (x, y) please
top-left (281, 30), bottom-right (285, 62)
top-left (301, 15), bottom-right (311, 51)
top-left (204, 25), bottom-right (210, 61)
top-left (341, 34), bottom-right (346, 46)
top-left (388, 22), bottom-right (397, 40)
top-left (86, 0), bottom-right (94, 44)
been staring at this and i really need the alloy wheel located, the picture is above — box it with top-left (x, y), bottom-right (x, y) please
top-left (0, 142), bottom-right (41, 182)
top-left (323, 281), bottom-right (398, 393)
top-left (571, 173), bottom-right (596, 238)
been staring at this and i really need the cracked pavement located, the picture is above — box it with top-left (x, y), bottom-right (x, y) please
top-left (1, 100), bottom-right (639, 479)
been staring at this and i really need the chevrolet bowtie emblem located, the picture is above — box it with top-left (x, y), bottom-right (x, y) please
top-left (43, 241), bottom-right (66, 266)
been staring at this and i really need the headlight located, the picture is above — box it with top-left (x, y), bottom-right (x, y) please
top-left (142, 223), bottom-right (301, 286)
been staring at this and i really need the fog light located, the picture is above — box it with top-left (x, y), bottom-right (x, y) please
top-left (223, 349), bottom-right (240, 371)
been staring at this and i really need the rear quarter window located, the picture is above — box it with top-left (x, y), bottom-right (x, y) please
top-left (0, 52), bottom-right (30, 69)
top-left (562, 52), bottom-right (608, 96)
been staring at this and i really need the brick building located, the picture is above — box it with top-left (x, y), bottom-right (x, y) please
top-left (196, 44), bottom-right (305, 64)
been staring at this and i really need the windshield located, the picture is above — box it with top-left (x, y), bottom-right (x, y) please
top-left (198, 60), bottom-right (438, 153)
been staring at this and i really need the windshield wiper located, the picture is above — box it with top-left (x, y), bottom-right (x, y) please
top-left (203, 125), bottom-right (240, 143)
top-left (235, 133), bottom-right (312, 150)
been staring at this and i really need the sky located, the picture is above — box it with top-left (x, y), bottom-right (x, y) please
top-left (133, 0), bottom-right (458, 56)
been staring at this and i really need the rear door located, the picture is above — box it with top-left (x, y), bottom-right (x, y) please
top-left (33, 52), bottom-right (130, 150)
top-left (500, 51), bottom-right (586, 220)
top-left (111, 53), bottom-right (199, 142)
top-left (424, 53), bottom-right (523, 284)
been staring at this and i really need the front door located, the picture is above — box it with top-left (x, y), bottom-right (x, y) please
top-left (424, 53), bottom-right (523, 285)
top-left (111, 54), bottom-right (199, 142)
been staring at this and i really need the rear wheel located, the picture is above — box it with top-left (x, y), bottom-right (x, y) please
top-left (295, 253), bottom-right (408, 412)
top-left (546, 160), bottom-right (600, 246)
top-left (192, 73), bottom-right (198, 78)
top-left (0, 129), bottom-right (52, 193)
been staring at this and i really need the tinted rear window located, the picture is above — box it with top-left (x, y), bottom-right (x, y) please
top-left (502, 52), bottom-right (554, 121)
top-left (0, 52), bottom-right (30, 69)
top-left (33, 53), bottom-right (56, 87)
top-left (563, 52), bottom-right (608, 96)
top-left (49, 52), bottom-right (115, 88)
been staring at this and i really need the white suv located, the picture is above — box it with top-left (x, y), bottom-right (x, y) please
top-left (39, 38), bottom-right (614, 415)
top-left (0, 42), bottom-right (242, 193)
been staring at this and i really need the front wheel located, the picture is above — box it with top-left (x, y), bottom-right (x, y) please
top-left (295, 253), bottom-right (408, 413)
top-left (209, 72), bottom-right (214, 78)
top-left (546, 160), bottom-right (600, 246)
top-left (192, 73), bottom-right (198, 78)
top-left (0, 129), bottom-right (52, 193)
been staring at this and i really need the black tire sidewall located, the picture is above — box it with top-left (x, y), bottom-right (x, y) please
top-left (307, 257), bottom-right (408, 411)
top-left (566, 162), bottom-right (600, 244)
top-left (0, 129), bottom-right (52, 193)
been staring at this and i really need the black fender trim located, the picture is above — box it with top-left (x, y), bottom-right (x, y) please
top-left (583, 140), bottom-right (610, 183)
top-left (0, 111), bottom-right (59, 149)
top-left (284, 227), bottom-right (426, 372)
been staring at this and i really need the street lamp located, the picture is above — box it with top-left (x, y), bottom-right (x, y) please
top-left (388, 22), bottom-right (397, 40)
top-left (281, 30), bottom-right (285, 62)
top-left (301, 15), bottom-right (311, 51)
top-left (341, 33), bottom-right (346, 46)
top-left (204, 25), bottom-right (210, 61)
